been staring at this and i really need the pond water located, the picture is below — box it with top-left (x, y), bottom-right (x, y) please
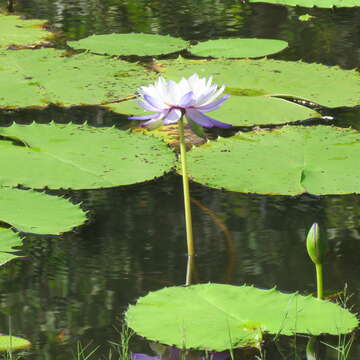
top-left (0, 0), bottom-right (359, 359)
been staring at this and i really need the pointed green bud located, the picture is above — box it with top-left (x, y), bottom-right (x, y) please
top-left (306, 223), bottom-right (327, 265)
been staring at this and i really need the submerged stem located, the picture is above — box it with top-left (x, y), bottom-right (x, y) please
top-left (315, 263), bottom-right (323, 300)
top-left (178, 115), bottom-right (195, 260)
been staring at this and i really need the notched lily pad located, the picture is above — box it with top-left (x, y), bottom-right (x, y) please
top-left (68, 33), bottom-right (188, 57)
top-left (0, 14), bottom-right (52, 48)
top-left (161, 58), bottom-right (360, 108)
top-left (0, 227), bottom-right (23, 266)
top-left (0, 48), bottom-right (155, 108)
top-left (189, 38), bottom-right (288, 59)
top-left (126, 284), bottom-right (358, 351)
top-left (186, 125), bottom-right (360, 195)
top-left (0, 188), bottom-right (87, 234)
top-left (0, 122), bottom-right (176, 190)
top-left (248, 0), bottom-right (360, 8)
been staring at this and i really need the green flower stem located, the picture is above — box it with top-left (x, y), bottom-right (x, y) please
top-left (315, 263), bottom-right (323, 300)
top-left (178, 114), bottom-right (195, 259)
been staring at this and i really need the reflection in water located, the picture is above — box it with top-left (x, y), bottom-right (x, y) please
top-left (0, 180), bottom-right (358, 358)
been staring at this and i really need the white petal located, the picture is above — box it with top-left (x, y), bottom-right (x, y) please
top-left (164, 108), bottom-right (182, 124)
top-left (166, 80), bottom-right (181, 105)
top-left (206, 84), bottom-right (225, 104)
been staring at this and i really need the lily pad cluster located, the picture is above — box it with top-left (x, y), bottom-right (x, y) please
top-left (0, 186), bottom-right (87, 266)
top-left (0, 121), bottom-right (176, 266)
top-left (0, 48), bottom-right (155, 108)
top-left (68, 34), bottom-right (289, 59)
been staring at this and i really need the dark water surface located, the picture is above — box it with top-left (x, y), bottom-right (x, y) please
top-left (0, 0), bottom-right (359, 359)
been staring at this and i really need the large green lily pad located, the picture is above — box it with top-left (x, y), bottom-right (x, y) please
top-left (189, 38), bottom-right (288, 59)
top-left (198, 95), bottom-right (320, 126)
top-left (185, 126), bottom-right (360, 195)
top-left (0, 227), bottom-right (23, 266)
top-left (126, 284), bottom-right (358, 351)
top-left (248, 0), bottom-right (360, 7)
top-left (0, 187), bottom-right (86, 234)
top-left (0, 14), bottom-right (52, 48)
top-left (68, 33), bottom-right (188, 56)
top-left (110, 95), bottom-right (320, 127)
top-left (0, 122), bottom-right (176, 190)
top-left (160, 58), bottom-right (360, 108)
top-left (0, 335), bottom-right (31, 351)
top-left (0, 48), bottom-right (154, 108)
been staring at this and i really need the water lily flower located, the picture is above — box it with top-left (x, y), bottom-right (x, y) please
top-left (129, 74), bottom-right (231, 129)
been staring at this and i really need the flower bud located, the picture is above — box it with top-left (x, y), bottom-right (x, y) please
top-left (306, 223), bottom-right (327, 265)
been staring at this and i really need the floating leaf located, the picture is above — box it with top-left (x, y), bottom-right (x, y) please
top-left (0, 48), bottom-right (154, 108)
top-left (0, 227), bottom-right (23, 266)
top-left (68, 33), bottom-right (188, 57)
top-left (0, 14), bottom-right (52, 48)
top-left (248, 0), bottom-right (360, 8)
top-left (189, 38), bottom-right (288, 59)
top-left (185, 126), bottom-right (360, 195)
top-left (126, 284), bottom-right (358, 351)
top-left (0, 335), bottom-right (31, 351)
top-left (0, 122), bottom-right (176, 190)
top-left (0, 188), bottom-right (86, 234)
top-left (208, 96), bottom-right (320, 126)
top-left (161, 58), bottom-right (360, 107)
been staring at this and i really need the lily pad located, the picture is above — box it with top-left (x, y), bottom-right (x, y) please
top-left (126, 284), bottom-right (358, 351)
top-left (199, 95), bottom-right (320, 126)
top-left (161, 58), bottom-right (360, 108)
top-left (0, 227), bottom-right (23, 266)
top-left (0, 48), bottom-right (155, 108)
top-left (0, 122), bottom-right (176, 190)
top-left (185, 125), bottom-right (360, 195)
top-left (248, 0), bottom-right (360, 8)
top-left (67, 33), bottom-right (188, 57)
top-left (0, 14), bottom-right (52, 48)
top-left (0, 187), bottom-right (86, 234)
top-left (0, 335), bottom-right (31, 351)
top-left (189, 38), bottom-right (288, 59)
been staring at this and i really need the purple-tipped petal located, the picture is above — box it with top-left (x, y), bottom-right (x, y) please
top-left (179, 91), bottom-right (195, 107)
top-left (129, 112), bottom-right (161, 121)
top-left (208, 117), bottom-right (232, 128)
top-left (186, 109), bottom-right (232, 128)
top-left (135, 99), bottom-right (159, 112)
top-left (197, 94), bottom-right (230, 112)
top-left (144, 94), bottom-right (166, 111)
top-left (163, 108), bottom-right (182, 124)
top-left (140, 118), bottom-right (164, 129)
top-left (185, 109), bottom-right (213, 128)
